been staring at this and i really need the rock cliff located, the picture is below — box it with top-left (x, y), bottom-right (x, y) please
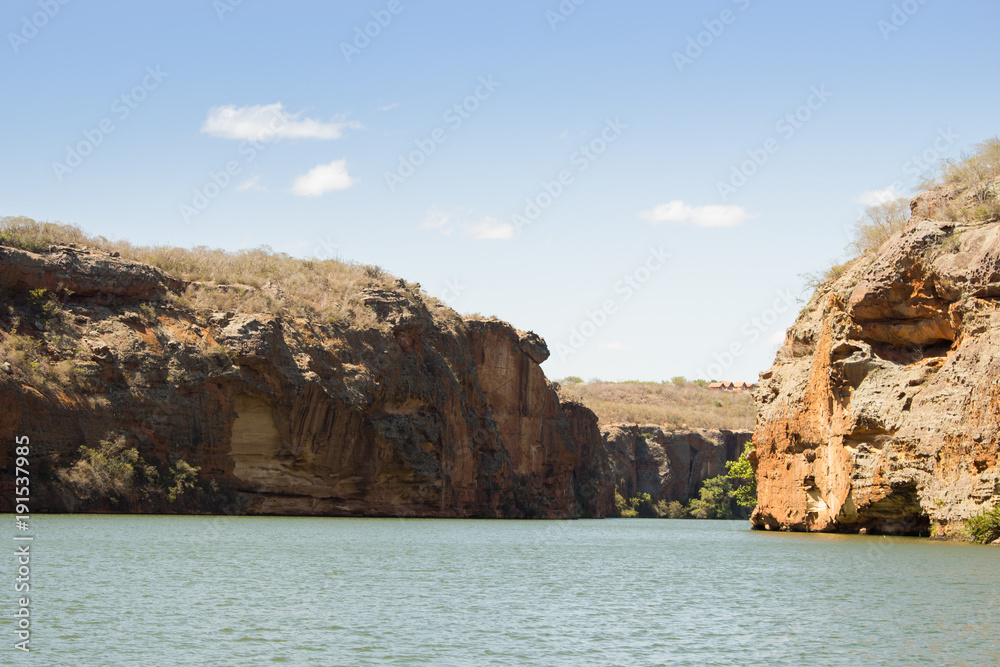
top-left (0, 235), bottom-right (751, 519)
top-left (0, 242), bottom-right (611, 518)
top-left (752, 188), bottom-right (1000, 536)
top-left (591, 419), bottom-right (750, 503)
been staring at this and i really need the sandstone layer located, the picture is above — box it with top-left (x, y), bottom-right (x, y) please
top-left (752, 190), bottom-right (1000, 536)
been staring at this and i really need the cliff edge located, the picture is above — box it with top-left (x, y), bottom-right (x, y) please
top-left (752, 184), bottom-right (1000, 537)
top-left (0, 231), bottom-right (616, 518)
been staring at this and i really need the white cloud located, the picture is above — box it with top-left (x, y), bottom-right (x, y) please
top-left (857, 185), bottom-right (902, 206)
top-left (598, 341), bottom-right (629, 351)
top-left (419, 207), bottom-right (454, 235)
top-left (463, 217), bottom-right (515, 241)
top-left (419, 207), bottom-right (515, 241)
top-left (377, 102), bottom-right (401, 112)
top-left (236, 175), bottom-right (264, 192)
top-left (291, 160), bottom-right (356, 197)
top-left (639, 200), bottom-right (754, 228)
top-left (201, 103), bottom-right (360, 141)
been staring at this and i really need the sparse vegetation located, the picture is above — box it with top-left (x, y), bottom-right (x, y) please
top-left (920, 137), bottom-right (1000, 222)
top-left (56, 434), bottom-right (212, 508)
top-left (57, 437), bottom-right (155, 500)
top-left (558, 379), bottom-right (754, 430)
top-left (0, 216), bottom-right (445, 330)
top-left (966, 506), bottom-right (1000, 545)
top-left (941, 137), bottom-right (1000, 201)
top-left (167, 460), bottom-right (201, 503)
top-left (848, 197), bottom-right (911, 258)
top-left (0, 331), bottom-right (82, 390)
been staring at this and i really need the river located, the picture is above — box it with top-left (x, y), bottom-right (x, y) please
top-left (8, 515), bottom-right (998, 665)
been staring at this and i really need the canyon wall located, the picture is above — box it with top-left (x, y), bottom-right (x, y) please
top-left (752, 189), bottom-right (1000, 536)
top-left (0, 242), bottom-right (750, 518)
top-left (0, 244), bottom-right (612, 518)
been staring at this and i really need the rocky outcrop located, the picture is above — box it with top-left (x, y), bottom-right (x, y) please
top-left (752, 190), bottom-right (1000, 537)
top-left (0, 244), bottom-right (183, 301)
top-left (598, 424), bottom-right (750, 503)
top-left (0, 246), bottom-right (612, 518)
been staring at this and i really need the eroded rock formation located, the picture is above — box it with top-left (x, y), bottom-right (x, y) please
top-left (0, 244), bottom-right (615, 518)
top-left (752, 190), bottom-right (1000, 536)
top-left (597, 423), bottom-right (749, 502)
top-left (0, 242), bottom-right (751, 518)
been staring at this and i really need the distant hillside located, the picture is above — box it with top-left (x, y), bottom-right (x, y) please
top-left (556, 380), bottom-right (755, 431)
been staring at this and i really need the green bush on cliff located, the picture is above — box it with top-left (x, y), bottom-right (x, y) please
top-left (966, 506), bottom-right (1000, 544)
top-left (615, 491), bottom-right (638, 518)
top-left (688, 476), bottom-right (734, 519)
top-left (168, 460), bottom-right (201, 503)
top-left (726, 443), bottom-right (757, 509)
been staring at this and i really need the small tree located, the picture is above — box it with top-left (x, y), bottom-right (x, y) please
top-left (689, 476), bottom-right (733, 519)
top-left (848, 197), bottom-right (911, 257)
top-left (665, 500), bottom-right (689, 519)
top-left (726, 442), bottom-right (757, 509)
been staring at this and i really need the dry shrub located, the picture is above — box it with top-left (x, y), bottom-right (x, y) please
top-left (0, 216), bottom-right (409, 328)
top-left (57, 437), bottom-right (148, 500)
top-left (848, 198), bottom-right (911, 258)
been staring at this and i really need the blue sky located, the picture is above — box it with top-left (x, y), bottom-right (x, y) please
top-left (3, 0), bottom-right (998, 382)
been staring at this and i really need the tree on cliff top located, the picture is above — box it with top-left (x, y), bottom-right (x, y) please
top-left (848, 198), bottom-right (911, 258)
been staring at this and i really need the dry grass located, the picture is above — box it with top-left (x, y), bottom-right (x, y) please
top-left (848, 197), bottom-right (911, 258)
top-left (558, 380), bottom-right (755, 430)
top-left (0, 216), bottom-right (433, 328)
top-left (923, 137), bottom-right (1000, 223)
top-left (0, 329), bottom-right (83, 389)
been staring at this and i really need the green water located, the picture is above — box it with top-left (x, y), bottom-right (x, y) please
top-left (4, 515), bottom-right (998, 665)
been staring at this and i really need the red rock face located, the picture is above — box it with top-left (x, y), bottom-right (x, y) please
top-left (0, 247), bottom-right (608, 518)
top-left (752, 193), bottom-right (1000, 536)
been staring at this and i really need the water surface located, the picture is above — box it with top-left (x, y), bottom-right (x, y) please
top-left (7, 516), bottom-right (998, 665)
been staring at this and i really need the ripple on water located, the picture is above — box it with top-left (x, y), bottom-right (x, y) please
top-left (16, 516), bottom-right (1000, 666)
